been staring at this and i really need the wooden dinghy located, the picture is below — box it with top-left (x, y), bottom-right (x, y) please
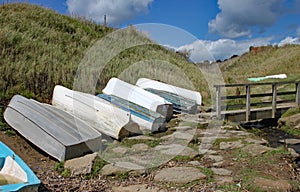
top-left (102, 78), bottom-right (173, 121)
top-left (97, 94), bottom-right (166, 132)
top-left (4, 95), bottom-right (102, 162)
top-left (0, 141), bottom-right (40, 192)
top-left (144, 88), bottom-right (198, 114)
top-left (136, 78), bottom-right (202, 105)
top-left (52, 85), bottom-right (140, 139)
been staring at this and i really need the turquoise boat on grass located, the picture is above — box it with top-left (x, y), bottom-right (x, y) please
top-left (0, 141), bottom-right (40, 192)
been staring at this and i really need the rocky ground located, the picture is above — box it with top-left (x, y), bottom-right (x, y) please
top-left (1, 113), bottom-right (300, 192)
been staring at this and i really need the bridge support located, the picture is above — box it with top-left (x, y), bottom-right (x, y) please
top-left (246, 85), bottom-right (251, 122)
top-left (216, 85), bottom-right (221, 119)
top-left (297, 83), bottom-right (300, 107)
top-left (272, 84), bottom-right (277, 118)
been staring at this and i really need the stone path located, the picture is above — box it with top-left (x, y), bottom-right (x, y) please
top-left (64, 114), bottom-right (299, 191)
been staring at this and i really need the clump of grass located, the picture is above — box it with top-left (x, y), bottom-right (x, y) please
top-left (172, 155), bottom-right (190, 162)
top-left (85, 157), bottom-right (108, 179)
top-left (121, 138), bottom-right (161, 148)
top-left (61, 168), bottom-right (71, 178)
top-left (117, 172), bottom-right (129, 180)
top-left (281, 107), bottom-right (300, 118)
top-left (54, 161), bottom-right (65, 172)
top-left (280, 125), bottom-right (300, 137)
top-left (0, 107), bottom-right (15, 136)
top-left (54, 161), bottom-right (71, 178)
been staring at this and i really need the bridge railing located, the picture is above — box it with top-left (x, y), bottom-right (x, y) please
top-left (214, 81), bottom-right (300, 121)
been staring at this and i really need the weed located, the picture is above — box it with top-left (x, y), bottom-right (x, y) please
top-left (172, 155), bottom-right (190, 162)
top-left (121, 138), bottom-right (161, 148)
top-left (118, 172), bottom-right (129, 180)
top-left (199, 167), bottom-right (214, 182)
top-left (85, 157), bottom-right (108, 179)
top-left (61, 168), bottom-right (71, 178)
top-left (280, 125), bottom-right (300, 136)
top-left (54, 161), bottom-right (64, 172)
top-left (281, 107), bottom-right (300, 118)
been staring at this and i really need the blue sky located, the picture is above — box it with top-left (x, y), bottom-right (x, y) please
top-left (2, 0), bottom-right (300, 62)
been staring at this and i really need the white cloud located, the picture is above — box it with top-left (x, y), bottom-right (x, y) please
top-left (209, 0), bottom-right (288, 38)
top-left (278, 36), bottom-right (300, 46)
top-left (297, 27), bottom-right (300, 37)
top-left (66, 0), bottom-right (153, 26)
top-left (176, 37), bottom-right (273, 63)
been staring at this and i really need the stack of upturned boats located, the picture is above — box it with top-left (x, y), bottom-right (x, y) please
top-left (0, 141), bottom-right (40, 192)
top-left (3, 77), bottom-right (202, 162)
top-left (102, 78), bottom-right (174, 121)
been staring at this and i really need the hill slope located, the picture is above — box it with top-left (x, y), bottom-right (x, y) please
top-left (221, 45), bottom-right (300, 83)
top-left (0, 3), bottom-right (208, 105)
top-left (1, 3), bottom-right (299, 107)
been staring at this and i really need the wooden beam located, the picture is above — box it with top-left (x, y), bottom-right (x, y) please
top-left (246, 85), bottom-right (251, 121)
top-left (272, 84), bottom-right (277, 118)
top-left (221, 91), bottom-right (296, 100)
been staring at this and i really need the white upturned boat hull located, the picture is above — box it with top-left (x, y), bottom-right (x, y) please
top-left (102, 78), bottom-right (173, 120)
top-left (52, 85), bottom-right (140, 139)
top-left (97, 94), bottom-right (166, 132)
top-left (136, 78), bottom-right (202, 105)
top-left (4, 95), bottom-right (102, 162)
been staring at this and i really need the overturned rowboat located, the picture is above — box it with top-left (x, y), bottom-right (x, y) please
top-left (144, 88), bottom-right (198, 114)
top-left (97, 94), bottom-right (166, 132)
top-left (52, 85), bottom-right (140, 139)
top-left (136, 78), bottom-right (202, 105)
top-left (0, 141), bottom-right (40, 192)
top-left (4, 95), bottom-right (102, 162)
top-left (102, 78), bottom-right (173, 120)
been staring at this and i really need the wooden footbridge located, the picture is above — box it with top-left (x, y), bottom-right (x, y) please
top-left (211, 81), bottom-right (300, 122)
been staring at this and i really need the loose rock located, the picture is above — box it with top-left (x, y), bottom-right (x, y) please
top-left (64, 153), bottom-right (98, 176)
top-left (154, 167), bottom-right (206, 184)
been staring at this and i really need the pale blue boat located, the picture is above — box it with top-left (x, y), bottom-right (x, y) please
top-left (0, 141), bottom-right (40, 192)
top-left (97, 94), bottom-right (166, 132)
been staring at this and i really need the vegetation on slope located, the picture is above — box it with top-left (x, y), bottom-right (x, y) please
top-left (0, 3), bottom-right (299, 108)
top-left (221, 45), bottom-right (300, 84)
top-left (0, 3), bottom-right (208, 106)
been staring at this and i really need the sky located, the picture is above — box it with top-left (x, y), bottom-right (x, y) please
top-left (2, 0), bottom-right (300, 62)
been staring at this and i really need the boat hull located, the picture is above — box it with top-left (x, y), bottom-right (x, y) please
top-left (52, 85), bottom-right (140, 139)
top-left (97, 94), bottom-right (166, 132)
top-left (136, 78), bottom-right (202, 105)
top-left (102, 78), bottom-right (173, 120)
top-left (4, 95), bottom-right (102, 161)
top-left (145, 88), bottom-right (198, 114)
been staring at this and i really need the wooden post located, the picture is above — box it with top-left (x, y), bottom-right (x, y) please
top-left (246, 85), bottom-right (251, 122)
top-left (272, 83), bottom-right (277, 118)
top-left (216, 86), bottom-right (222, 119)
top-left (104, 15), bottom-right (107, 27)
top-left (296, 83), bottom-right (300, 107)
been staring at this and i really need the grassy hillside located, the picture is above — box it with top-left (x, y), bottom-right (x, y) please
top-left (0, 3), bottom-right (299, 109)
top-left (221, 45), bottom-right (300, 83)
top-left (0, 3), bottom-right (208, 106)
top-left (219, 45), bottom-right (300, 101)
